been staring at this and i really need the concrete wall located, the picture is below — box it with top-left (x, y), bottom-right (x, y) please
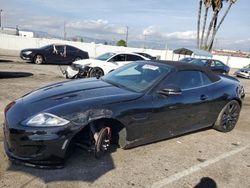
top-left (0, 34), bottom-right (249, 68)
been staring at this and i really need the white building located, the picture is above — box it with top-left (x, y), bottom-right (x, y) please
top-left (19, 30), bottom-right (34, 38)
top-left (0, 27), bottom-right (34, 38)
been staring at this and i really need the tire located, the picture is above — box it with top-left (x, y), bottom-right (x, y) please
top-left (94, 127), bottom-right (111, 159)
top-left (213, 100), bottom-right (241, 132)
top-left (33, 54), bottom-right (44, 64)
top-left (89, 67), bottom-right (104, 78)
top-left (74, 57), bottom-right (82, 62)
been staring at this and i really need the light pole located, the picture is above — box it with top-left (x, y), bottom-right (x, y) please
top-left (0, 9), bottom-right (3, 29)
top-left (63, 21), bottom-right (67, 40)
top-left (143, 34), bottom-right (149, 49)
top-left (125, 26), bottom-right (128, 46)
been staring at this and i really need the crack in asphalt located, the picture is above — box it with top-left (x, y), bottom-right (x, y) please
top-left (150, 144), bottom-right (250, 188)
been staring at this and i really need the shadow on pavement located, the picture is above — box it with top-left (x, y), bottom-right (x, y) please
top-left (0, 71), bottom-right (33, 79)
top-left (7, 147), bottom-right (116, 183)
top-left (194, 177), bottom-right (217, 188)
top-left (0, 60), bottom-right (13, 63)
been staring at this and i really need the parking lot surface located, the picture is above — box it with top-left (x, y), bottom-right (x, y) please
top-left (0, 58), bottom-right (250, 188)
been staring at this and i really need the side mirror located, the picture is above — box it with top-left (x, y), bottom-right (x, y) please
top-left (157, 85), bottom-right (182, 96)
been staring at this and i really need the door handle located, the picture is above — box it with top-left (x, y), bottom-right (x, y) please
top-left (200, 94), bottom-right (208, 101)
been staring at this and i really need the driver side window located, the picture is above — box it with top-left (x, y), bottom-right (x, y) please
top-left (110, 54), bottom-right (127, 62)
top-left (214, 60), bottom-right (224, 67)
top-left (45, 45), bottom-right (53, 52)
top-left (163, 71), bottom-right (211, 90)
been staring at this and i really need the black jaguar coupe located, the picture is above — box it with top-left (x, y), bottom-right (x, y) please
top-left (3, 61), bottom-right (245, 168)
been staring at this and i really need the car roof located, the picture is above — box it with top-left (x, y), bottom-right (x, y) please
top-left (192, 58), bottom-right (221, 61)
top-left (147, 60), bottom-right (221, 82)
top-left (111, 52), bottom-right (150, 60)
top-left (52, 43), bottom-right (66, 46)
top-left (134, 52), bottom-right (151, 55)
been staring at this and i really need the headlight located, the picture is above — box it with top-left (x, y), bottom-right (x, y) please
top-left (22, 113), bottom-right (70, 127)
top-left (23, 51), bottom-right (32, 55)
top-left (238, 85), bottom-right (245, 98)
top-left (72, 64), bottom-right (83, 69)
top-left (73, 63), bottom-right (91, 68)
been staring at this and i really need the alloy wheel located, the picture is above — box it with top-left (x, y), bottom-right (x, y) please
top-left (221, 101), bottom-right (240, 130)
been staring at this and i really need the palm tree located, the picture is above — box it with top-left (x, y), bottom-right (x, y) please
top-left (203, 0), bottom-right (223, 50)
top-left (197, 0), bottom-right (203, 48)
top-left (209, 0), bottom-right (229, 50)
top-left (200, 0), bottom-right (212, 49)
top-left (208, 0), bottom-right (237, 51)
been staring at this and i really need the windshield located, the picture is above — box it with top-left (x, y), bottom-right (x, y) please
top-left (40, 44), bottom-right (52, 50)
top-left (102, 62), bottom-right (173, 92)
top-left (188, 59), bottom-right (206, 66)
top-left (96, 52), bottom-right (116, 61)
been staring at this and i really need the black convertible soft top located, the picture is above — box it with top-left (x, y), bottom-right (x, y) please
top-left (150, 60), bottom-right (221, 82)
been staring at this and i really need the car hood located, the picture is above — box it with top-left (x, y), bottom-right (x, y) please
top-left (73, 59), bottom-right (105, 66)
top-left (21, 78), bottom-right (142, 117)
top-left (21, 48), bottom-right (38, 52)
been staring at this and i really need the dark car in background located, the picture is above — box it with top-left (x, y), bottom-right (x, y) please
top-left (179, 57), bottom-right (196, 63)
top-left (234, 64), bottom-right (250, 79)
top-left (3, 60), bottom-right (244, 168)
top-left (186, 58), bottom-right (230, 74)
top-left (20, 44), bottom-right (89, 65)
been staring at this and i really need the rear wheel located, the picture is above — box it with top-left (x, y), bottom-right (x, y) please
top-left (34, 54), bottom-right (44, 64)
top-left (213, 100), bottom-right (241, 132)
top-left (89, 67), bottom-right (104, 78)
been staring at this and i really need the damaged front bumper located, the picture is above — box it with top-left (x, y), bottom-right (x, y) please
top-left (65, 65), bottom-right (91, 79)
top-left (3, 121), bottom-right (77, 169)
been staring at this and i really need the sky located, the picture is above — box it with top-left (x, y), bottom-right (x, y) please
top-left (1, 0), bottom-right (250, 51)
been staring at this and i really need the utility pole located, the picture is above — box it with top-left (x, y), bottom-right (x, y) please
top-left (0, 9), bottom-right (3, 29)
top-left (125, 26), bottom-right (128, 46)
top-left (143, 34), bottom-right (148, 49)
top-left (64, 21), bottom-right (67, 40)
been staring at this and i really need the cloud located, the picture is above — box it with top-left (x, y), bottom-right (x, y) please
top-left (18, 17), bottom-right (127, 39)
top-left (142, 26), bottom-right (162, 37)
top-left (21, 16), bottom-right (64, 29)
top-left (66, 19), bottom-right (126, 35)
top-left (141, 26), bottom-right (196, 40)
top-left (235, 38), bottom-right (250, 44)
top-left (166, 31), bottom-right (196, 40)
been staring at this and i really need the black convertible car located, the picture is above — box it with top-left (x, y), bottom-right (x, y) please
top-left (20, 44), bottom-right (89, 65)
top-left (3, 61), bottom-right (244, 168)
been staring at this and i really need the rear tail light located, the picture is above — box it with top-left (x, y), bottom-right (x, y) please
top-left (4, 101), bottom-right (16, 114)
